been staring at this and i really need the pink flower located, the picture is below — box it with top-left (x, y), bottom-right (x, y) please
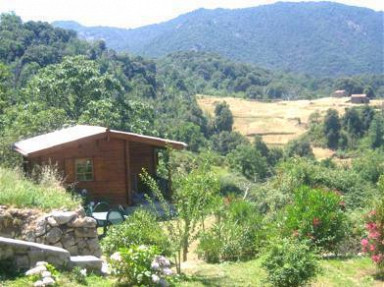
top-left (366, 222), bottom-right (377, 231)
top-left (369, 244), bottom-right (375, 252)
top-left (368, 231), bottom-right (380, 240)
top-left (372, 254), bottom-right (383, 264)
top-left (361, 238), bottom-right (369, 247)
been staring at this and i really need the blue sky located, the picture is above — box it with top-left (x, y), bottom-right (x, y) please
top-left (1, 0), bottom-right (382, 29)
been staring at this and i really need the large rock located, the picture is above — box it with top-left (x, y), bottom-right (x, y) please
top-left (51, 211), bottom-right (77, 225)
top-left (74, 227), bottom-right (97, 238)
top-left (45, 227), bottom-right (63, 244)
top-left (69, 256), bottom-right (103, 273)
top-left (68, 217), bottom-right (97, 228)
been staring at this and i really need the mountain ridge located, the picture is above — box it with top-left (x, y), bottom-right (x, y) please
top-left (53, 2), bottom-right (383, 76)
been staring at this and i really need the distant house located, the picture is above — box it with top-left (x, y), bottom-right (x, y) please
top-left (13, 125), bottom-right (187, 205)
top-left (351, 94), bottom-right (370, 104)
top-left (332, 90), bottom-right (347, 98)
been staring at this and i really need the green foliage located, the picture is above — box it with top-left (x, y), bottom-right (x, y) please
top-left (282, 186), bottom-right (348, 252)
top-left (285, 138), bottom-right (314, 158)
top-left (262, 238), bottom-right (318, 287)
top-left (342, 108), bottom-right (364, 138)
top-left (352, 149), bottom-right (384, 184)
top-left (25, 55), bottom-right (121, 118)
top-left (101, 209), bottom-right (171, 256)
top-left (368, 113), bottom-right (384, 149)
top-left (210, 131), bottom-right (249, 155)
top-left (70, 267), bottom-right (87, 285)
top-left (0, 166), bottom-right (80, 210)
top-left (214, 101), bottom-right (233, 132)
top-left (197, 199), bottom-right (264, 262)
top-left (173, 167), bottom-right (220, 262)
top-left (228, 144), bottom-right (269, 181)
top-left (275, 157), bottom-right (376, 209)
top-left (109, 245), bottom-right (161, 286)
top-left (324, 109), bottom-right (341, 149)
top-left (58, 3), bottom-right (383, 76)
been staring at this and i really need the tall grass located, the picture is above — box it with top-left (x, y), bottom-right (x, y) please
top-left (0, 166), bottom-right (80, 210)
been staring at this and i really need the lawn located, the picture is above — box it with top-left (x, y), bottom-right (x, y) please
top-left (0, 167), bottom-right (81, 211)
top-left (177, 256), bottom-right (382, 287)
top-left (2, 256), bottom-right (381, 286)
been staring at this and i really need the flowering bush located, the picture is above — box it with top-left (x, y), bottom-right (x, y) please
top-left (282, 185), bottom-right (348, 252)
top-left (361, 196), bottom-right (384, 272)
top-left (109, 245), bottom-right (173, 286)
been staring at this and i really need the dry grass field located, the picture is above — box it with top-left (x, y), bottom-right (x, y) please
top-left (198, 95), bottom-right (382, 158)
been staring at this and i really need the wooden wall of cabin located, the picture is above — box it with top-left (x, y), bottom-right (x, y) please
top-left (129, 142), bottom-right (156, 193)
top-left (28, 137), bottom-right (129, 205)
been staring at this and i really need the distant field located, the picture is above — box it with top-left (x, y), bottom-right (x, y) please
top-left (197, 95), bottom-right (382, 150)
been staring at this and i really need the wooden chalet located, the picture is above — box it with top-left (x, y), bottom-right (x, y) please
top-left (351, 94), bottom-right (370, 104)
top-left (13, 125), bottom-right (187, 205)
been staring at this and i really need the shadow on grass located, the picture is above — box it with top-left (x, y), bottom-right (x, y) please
top-left (181, 274), bottom-right (231, 287)
top-left (373, 272), bottom-right (384, 281)
top-left (321, 254), bottom-right (361, 261)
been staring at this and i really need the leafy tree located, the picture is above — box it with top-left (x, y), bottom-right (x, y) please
top-left (285, 139), bottom-right (314, 158)
top-left (361, 106), bottom-right (375, 131)
top-left (253, 135), bottom-right (269, 158)
top-left (210, 131), bottom-right (249, 155)
top-left (368, 113), bottom-right (384, 149)
top-left (25, 56), bottom-right (121, 118)
top-left (334, 78), bottom-right (363, 95)
top-left (324, 109), bottom-right (341, 149)
top-left (228, 144), bottom-right (268, 181)
top-left (364, 85), bottom-right (375, 98)
top-left (170, 122), bottom-right (205, 152)
top-left (214, 101), bottom-right (233, 132)
top-left (342, 108), bottom-right (363, 138)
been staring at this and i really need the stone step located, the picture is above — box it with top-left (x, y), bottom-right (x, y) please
top-left (69, 255), bottom-right (103, 273)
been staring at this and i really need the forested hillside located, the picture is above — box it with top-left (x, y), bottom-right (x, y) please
top-left (54, 2), bottom-right (383, 76)
top-left (157, 51), bottom-right (384, 99)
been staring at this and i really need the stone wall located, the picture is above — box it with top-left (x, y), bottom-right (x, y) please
top-left (0, 206), bottom-right (101, 257)
top-left (0, 236), bottom-right (70, 270)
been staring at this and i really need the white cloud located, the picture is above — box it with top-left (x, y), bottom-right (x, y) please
top-left (0, 0), bottom-right (382, 28)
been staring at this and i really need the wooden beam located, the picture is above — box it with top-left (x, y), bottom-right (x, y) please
top-left (124, 140), bottom-right (132, 205)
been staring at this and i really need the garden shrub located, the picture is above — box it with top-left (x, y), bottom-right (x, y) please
top-left (361, 175), bottom-right (384, 273)
top-left (281, 185), bottom-right (348, 252)
top-left (101, 209), bottom-right (171, 256)
top-left (262, 238), bottom-right (318, 287)
top-left (275, 157), bottom-right (377, 209)
top-left (109, 245), bottom-right (173, 286)
top-left (197, 199), bottom-right (264, 262)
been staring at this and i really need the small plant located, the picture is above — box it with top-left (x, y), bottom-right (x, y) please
top-left (71, 266), bottom-right (87, 285)
top-left (109, 245), bottom-right (173, 286)
top-left (197, 199), bottom-right (264, 262)
top-left (101, 209), bottom-right (171, 256)
top-left (262, 238), bottom-right (318, 287)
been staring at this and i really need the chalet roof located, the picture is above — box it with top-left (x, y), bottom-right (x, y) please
top-left (13, 125), bottom-right (187, 156)
top-left (334, 90), bottom-right (346, 93)
top-left (351, 94), bottom-right (367, 98)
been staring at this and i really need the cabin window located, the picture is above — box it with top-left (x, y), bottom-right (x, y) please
top-left (75, 159), bottom-right (94, 181)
